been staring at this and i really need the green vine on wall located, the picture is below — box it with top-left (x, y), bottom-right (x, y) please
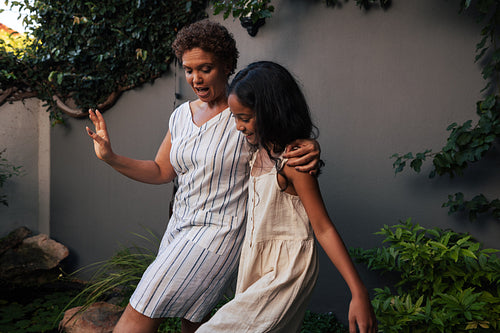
top-left (0, 0), bottom-right (206, 123)
top-left (392, 0), bottom-right (500, 221)
top-left (211, 0), bottom-right (390, 26)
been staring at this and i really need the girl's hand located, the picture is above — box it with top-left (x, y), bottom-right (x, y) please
top-left (86, 109), bottom-right (115, 163)
top-left (348, 295), bottom-right (378, 333)
top-left (283, 139), bottom-right (321, 175)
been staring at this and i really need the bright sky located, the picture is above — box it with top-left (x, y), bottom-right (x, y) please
top-left (0, 2), bottom-right (28, 33)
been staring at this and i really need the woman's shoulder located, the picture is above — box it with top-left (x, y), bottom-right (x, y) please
top-left (171, 100), bottom-right (193, 117)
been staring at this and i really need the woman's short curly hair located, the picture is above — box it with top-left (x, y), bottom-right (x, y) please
top-left (172, 19), bottom-right (239, 76)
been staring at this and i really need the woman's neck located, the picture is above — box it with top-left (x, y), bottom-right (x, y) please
top-left (190, 98), bottom-right (228, 127)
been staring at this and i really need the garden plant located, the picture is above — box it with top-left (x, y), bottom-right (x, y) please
top-left (351, 220), bottom-right (500, 332)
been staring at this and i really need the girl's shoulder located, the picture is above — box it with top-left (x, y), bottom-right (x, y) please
top-left (280, 160), bottom-right (317, 185)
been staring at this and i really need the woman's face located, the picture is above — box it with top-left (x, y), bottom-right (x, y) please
top-left (182, 48), bottom-right (229, 105)
top-left (228, 93), bottom-right (258, 145)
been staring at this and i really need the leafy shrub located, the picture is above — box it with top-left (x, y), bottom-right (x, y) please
top-left (0, 289), bottom-right (81, 332)
top-left (63, 229), bottom-right (160, 314)
top-left (350, 219), bottom-right (500, 332)
top-left (301, 311), bottom-right (347, 333)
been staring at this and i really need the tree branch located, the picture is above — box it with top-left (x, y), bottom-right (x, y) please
top-left (0, 88), bottom-right (15, 105)
top-left (52, 95), bottom-right (88, 118)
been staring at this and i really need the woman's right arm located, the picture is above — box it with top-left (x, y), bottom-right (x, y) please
top-left (86, 109), bottom-right (177, 185)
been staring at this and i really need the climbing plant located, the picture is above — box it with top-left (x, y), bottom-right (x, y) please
top-left (0, 0), bottom-right (206, 123)
top-left (212, 0), bottom-right (390, 25)
top-left (391, 0), bottom-right (500, 221)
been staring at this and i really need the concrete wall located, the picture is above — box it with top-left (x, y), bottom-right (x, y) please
top-left (3, 0), bottom-right (499, 324)
top-left (0, 98), bottom-right (50, 236)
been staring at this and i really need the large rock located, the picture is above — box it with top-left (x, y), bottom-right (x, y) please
top-left (0, 226), bottom-right (32, 256)
top-left (59, 302), bottom-right (124, 333)
top-left (0, 233), bottom-right (69, 280)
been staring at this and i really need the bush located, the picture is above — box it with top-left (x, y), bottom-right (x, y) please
top-left (350, 219), bottom-right (500, 332)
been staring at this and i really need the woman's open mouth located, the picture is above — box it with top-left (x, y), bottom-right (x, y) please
top-left (195, 87), bottom-right (209, 98)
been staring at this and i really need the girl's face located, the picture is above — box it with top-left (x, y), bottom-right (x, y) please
top-left (228, 93), bottom-right (258, 145)
top-left (182, 48), bottom-right (229, 105)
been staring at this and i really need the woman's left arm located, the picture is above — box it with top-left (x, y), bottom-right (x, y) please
top-left (283, 139), bottom-right (321, 174)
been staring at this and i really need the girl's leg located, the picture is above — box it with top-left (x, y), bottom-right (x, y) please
top-left (113, 303), bottom-right (163, 333)
top-left (181, 313), bottom-right (211, 333)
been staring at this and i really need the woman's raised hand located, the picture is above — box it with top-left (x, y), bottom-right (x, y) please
top-left (86, 109), bottom-right (115, 163)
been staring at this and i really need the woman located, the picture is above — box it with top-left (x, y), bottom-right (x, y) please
top-left (86, 20), bottom-right (320, 333)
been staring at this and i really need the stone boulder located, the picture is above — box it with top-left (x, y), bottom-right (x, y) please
top-left (59, 302), bottom-right (124, 333)
top-left (0, 227), bottom-right (69, 283)
top-left (0, 226), bottom-right (32, 256)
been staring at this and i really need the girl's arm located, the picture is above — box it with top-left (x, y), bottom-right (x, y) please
top-left (283, 165), bottom-right (377, 333)
top-left (86, 109), bottom-right (177, 184)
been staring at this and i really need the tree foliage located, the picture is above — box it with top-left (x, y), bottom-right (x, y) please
top-left (0, 0), bottom-right (206, 122)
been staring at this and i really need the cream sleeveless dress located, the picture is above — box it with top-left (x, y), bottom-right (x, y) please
top-left (198, 149), bottom-right (319, 332)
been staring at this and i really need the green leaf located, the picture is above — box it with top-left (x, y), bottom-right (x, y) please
top-left (460, 249), bottom-right (478, 259)
top-left (480, 95), bottom-right (496, 110)
top-left (410, 158), bottom-right (423, 172)
top-left (56, 72), bottom-right (63, 85)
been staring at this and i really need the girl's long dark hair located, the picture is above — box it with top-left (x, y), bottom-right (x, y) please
top-left (228, 61), bottom-right (319, 156)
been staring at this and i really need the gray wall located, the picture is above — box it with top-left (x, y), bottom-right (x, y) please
top-left (46, 0), bottom-right (500, 323)
top-left (0, 99), bottom-right (50, 236)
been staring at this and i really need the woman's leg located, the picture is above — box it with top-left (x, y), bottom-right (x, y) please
top-left (113, 303), bottom-right (163, 333)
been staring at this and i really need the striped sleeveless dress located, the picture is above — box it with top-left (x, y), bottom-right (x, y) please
top-left (129, 101), bottom-right (250, 321)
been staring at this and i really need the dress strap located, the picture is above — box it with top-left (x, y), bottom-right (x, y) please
top-left (278, 153), bottom-right (288, 171)
top-left (249, 150), bottom-right (259, 169)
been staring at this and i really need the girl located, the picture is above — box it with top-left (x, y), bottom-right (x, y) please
top-left (197, 61), bottom-right (377, 333)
